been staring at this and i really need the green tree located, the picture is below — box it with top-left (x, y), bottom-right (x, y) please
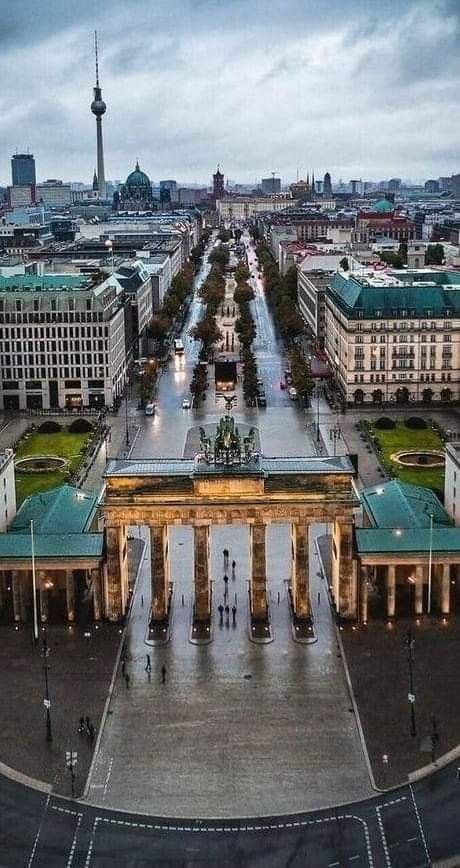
top-left (340, 257), bottom-right (349, 271)
top-left (283, 266), bottom-right (298, 303)
top-left (190, 316), bottom-right (222, 350)
top-left (425, 243), bottom-right (444, 265)
top-left (379, 251), bottom-right (404, 269)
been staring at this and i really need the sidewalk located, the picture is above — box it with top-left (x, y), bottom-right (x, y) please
top-left (0, 538), bottom-right (143, 796)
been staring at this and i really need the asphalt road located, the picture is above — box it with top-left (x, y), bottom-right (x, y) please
top-left (3, 758), bottom-right (460, 866)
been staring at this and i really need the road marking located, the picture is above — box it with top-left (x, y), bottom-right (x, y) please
top-left (409, 784), bottom-right (431, 866)
top-left (84, 817), bottom-right (100, 868)
top-left (376, 805), bottom-right (392, 867)
top-left (102, 757), bottom-right (114, 800)
top-left (27, 792), bottom-right (51, 867)
top-left (349, 857), bottom-right (360, 862)
top-left (66, 813), bottom-right (82, 868)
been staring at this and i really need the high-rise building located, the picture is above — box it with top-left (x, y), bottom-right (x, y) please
top-left (160, 180), bottom-right (178, 203)
top-left (90, 31), bottom-right (107, 198)
top-left (11, 153), bottom-right (36, 187)
top-left (323, 172), bottom-right (332, 196)
top-left (261, 177), bottom-right (281, 195)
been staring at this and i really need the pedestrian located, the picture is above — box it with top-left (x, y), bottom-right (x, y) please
top-left (121, 659), bottom-right (126, 677)
top-left (225, 604), bottom-right (230, 627)
top-left (218, 603), bottom-right (224, 625)
top-left (85, 716), bottom-right (91, 734)
top-left (161, 664), bottom-right (167, 684)
top-left (223, 548), bottom-right (229, 569)
top-left (277, 591), bottom-right (280, 605)
top-left (232, 604), bottom-right (237, 626)
top-left (88, 722), bottom-right (95, 741)
top-left (78, 716), bottom-right (85, 734)
top-left (141, 594), bottom-right (144, 608)
top-left (145, 654), bottom-right (152, 673)
top-left (231, 560), bottom-right (236, 580)
top-left (124, 672), bottom-right (130, 689)
top-left (317, 591), bottom-right (321, 605)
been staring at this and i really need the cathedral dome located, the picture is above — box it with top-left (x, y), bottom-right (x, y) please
top-left (125, 161), bottom-right (151, 188)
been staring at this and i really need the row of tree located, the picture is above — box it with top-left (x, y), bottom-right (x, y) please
top-left (231, 260), bottom-right (260, 402)
top-left (255, 242), bottom-right (305, 341)
top-left (288, 347), bottom-right (314, 404)
top-left (188, 246), bottom-right (230, 406)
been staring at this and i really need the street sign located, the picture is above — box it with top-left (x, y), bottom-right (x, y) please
top-left (43, 699), bottom-right (51, 709)
top-left (382, 754), bottom-right (389, 764)
top-left (408, 693), bottom-right (416, 703)
top-left (65, 751), bottom-right (78, 768)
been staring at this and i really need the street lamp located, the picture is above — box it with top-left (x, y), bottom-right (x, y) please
top-left (406, 628), bottom-right (416, 737)
top-left (329, 422), bottom-right (341, 456)
top-left (427, 512), bottom-right (434, 615)
top-left (316, 385), bottom-right (321, 443)
top-left (42, 631), bottom-right (52, 742)
top-left (125, 378), bottom-right (130, 448)
top-left (104, 239), bottom-right (114, 275)
top-left (30, 520), bottom-right (39, 642)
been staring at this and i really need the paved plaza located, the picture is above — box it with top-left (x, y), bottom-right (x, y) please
top-left (87, 523), bottom-right (373, 817)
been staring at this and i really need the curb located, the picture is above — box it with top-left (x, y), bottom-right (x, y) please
top-left (82, 535), bottom-right (146, 801)
top-left (0, 759), bottom-right (52, 794)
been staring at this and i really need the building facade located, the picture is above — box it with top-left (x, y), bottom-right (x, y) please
top-left (445, 443), bottom-right (460, 526)
top-left (0, 272), bottom-right (127, 411)
top-left (36, 180), bottom-right (72, 208)
top-left (0, 450), bottom-right (16, 532)
top-left (11, 154), bottom-right (36, 187)
top-left (217, 196), bottom-right (296, 222)
top-left (325, 269), bottom-right (460, 406)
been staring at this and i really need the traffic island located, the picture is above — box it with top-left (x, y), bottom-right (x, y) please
top-left (189, 615), bottom-right (213, 644)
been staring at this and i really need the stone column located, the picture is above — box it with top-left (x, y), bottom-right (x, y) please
top-left (38, 570), bottom-right (49, 623)
top-left (11, 570), bottom-right (22, 623)
top-left (360, 566), bottom-right (368, 624)
top-left (105, 525), bottom-right (129, 621)
top-left (250, 523), bottom-right (268, 620)
top-left (65, 570), bottom-right (75, 622)
top-left (387, 564), bottom-right (396, 618)
top-left (441, 563), bottom-right (451, 615)
top-left (415, 564), bottom-right (424, 615)
top-left (337, 521), bottom-right (356, 619)
top-left (150, 525), bottom-right (170, 621)
top-left (91, 567), bottom-right (103, 620)
top-left (193, 524), bottom-right (211, 621)
top-left (0, 571), bottom-right (5, 610)
top-left (291, 524), bottom-right (311, 618)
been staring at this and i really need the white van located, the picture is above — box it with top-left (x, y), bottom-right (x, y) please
top-left (288, 387), bottom-right (298, 401)
top-left (145, 403), bottom-right (156, 416)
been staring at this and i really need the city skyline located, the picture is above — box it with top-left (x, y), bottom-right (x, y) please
top-left (0, 0), bottom-right (458, 185)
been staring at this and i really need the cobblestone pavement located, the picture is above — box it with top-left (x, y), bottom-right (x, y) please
top-left (0, 539), bottom-right (143, 796)
top-left (87, 523), bottom-right (373, 818)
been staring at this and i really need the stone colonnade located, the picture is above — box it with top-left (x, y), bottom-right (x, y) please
top-left (0, 566), bottom-right (104, 623)
top-left (105, 517), bottom-right (355, 624)
top-left (359, 561), bottom-right (454, 622)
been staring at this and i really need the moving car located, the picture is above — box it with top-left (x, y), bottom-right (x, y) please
top-left (145, 403), bottom-right (156, 416)
top-left (288, 387), bottom-right (298, 400)
top-left (182, 397), bottom-right (191, 410)
top-left (280, 380), bottom-right (286, 390)
top-left (257, 393), bottom-right (267, 407)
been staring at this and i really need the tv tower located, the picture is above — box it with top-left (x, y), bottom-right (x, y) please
top-left (90, 31), bottom-right (107, 198)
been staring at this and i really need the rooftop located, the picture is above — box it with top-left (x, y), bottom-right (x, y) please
top-left (10, 485), bottom-right (99, 535)
top-left (356, 526), bottom-right (460, 555)
top-left (0, 533), bottom-right (103, 560)
top-left (105, 455), bottom-right (355, 478)
top-left (360, 479), bottom-right (451, 530)
top-left (0, 273), bottom-right (91, 292)
top-left (328, 269), bottom-right (460, 318)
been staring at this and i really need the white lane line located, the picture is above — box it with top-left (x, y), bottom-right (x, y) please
top-left (102, 757), bottom-right (113, 801)
top-left (409, 784), bottom-right (431, 866)
top-left (66, 814), bottom-right (83, 868)
top-left (84, 817), bottom-right (100, 868)
top-left (375, 806), bottom-right (392, 868)
top-left (27, 792), bottom-right (51, 868)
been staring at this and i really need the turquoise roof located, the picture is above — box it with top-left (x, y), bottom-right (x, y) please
top-left (361, 480), bottom-right (451, 530)
top-left (356, 527), bottom-right (460, 555)
top-left (11, 485), bottom-right (98, 535)
top-left (329, 270), bottom-right (460, 319)
top-left (125, 162), bottom-right (151, 188)
top-left (0, 534), bottom-right (103, 559)
top-left (372, 199), bottom-right (394, 213)
top-left (0, 274), bottom-right (90, 292)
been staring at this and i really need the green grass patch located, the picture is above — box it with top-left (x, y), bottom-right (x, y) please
top-left (368, 422), bottom-right (445, 493)
top-left (15, 431), bottom-right (92, 505)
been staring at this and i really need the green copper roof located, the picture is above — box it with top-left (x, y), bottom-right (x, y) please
top-left (125, 162), bottom-right (151, 188)
top-left (11, 485), bottom-right (99, 535)
top-left (0, 533), bottom-right (103, 559)
top-left (356, 527), bottom-right (460, 555)
top-left (0, 274), bottom-right (91, 292)
top-left (328, 271), bottom-right (460, 319)
top-left (360, 480), bottom-right (451, 530)
top-left (372, 199), bottom-right (394, 212)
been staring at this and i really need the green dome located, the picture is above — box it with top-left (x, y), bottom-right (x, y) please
top-left (373, 198), bottom-right (394, 213)
top-left (125, 161), bottom-right (151, 188)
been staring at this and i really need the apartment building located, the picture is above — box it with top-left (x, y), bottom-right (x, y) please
top-left (325, 269), bottom-right (460, 406)
top-left (0, 271), bottom-right (126, 411)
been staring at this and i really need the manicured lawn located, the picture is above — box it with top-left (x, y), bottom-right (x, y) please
top-left (15, 431), bottom-right (92, 504)
top-left (368, 422), bottom-right (445, 493)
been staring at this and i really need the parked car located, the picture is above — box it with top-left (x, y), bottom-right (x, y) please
top-left (288, 387), bottom-right (298, 401)
top-left (280, 380), bottom-right (286, 390)
top-left (182, 397), bottom-right (191, 410)
top-left (145, 403), bottom-right (156, 416)
top-left (257, 394), bottom-right (267, 407)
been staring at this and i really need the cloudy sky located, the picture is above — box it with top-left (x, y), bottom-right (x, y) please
top-left (0, 0), bottom-right (458, 186)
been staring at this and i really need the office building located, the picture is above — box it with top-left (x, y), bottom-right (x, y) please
top-left (11, 153), bottom-right (36, 187)
top-left (261, 177), bottom-right (281, 195)
top-left (36, 180), bottom-right (72, 207)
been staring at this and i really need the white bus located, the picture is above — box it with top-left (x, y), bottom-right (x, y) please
top-left (174, 339), bottom-right (185, 355)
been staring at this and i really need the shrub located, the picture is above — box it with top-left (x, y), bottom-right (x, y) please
top-left (405, 417), bottom-right (427, 430)
top-left (38, 420), bottom-right (62, 434)
top-left (374, 417), bottom-right (395, 430)
top-left (68, 418), bottom-right (94, 434)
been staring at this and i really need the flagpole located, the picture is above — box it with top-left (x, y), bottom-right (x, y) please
top-left (31, 520), bottom-right (38, 641)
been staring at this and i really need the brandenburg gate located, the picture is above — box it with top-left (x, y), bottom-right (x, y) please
top-left (102, 416), bottom-right (359, 628)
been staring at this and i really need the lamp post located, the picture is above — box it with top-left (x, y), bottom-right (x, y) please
top-left (406, 628), bottom-right (416, 737)
top-left (316, 385), bottom-right (321, 443)
top-left (42, 631), bottom-right (52, 742)
top-left (427, 512), bottom-right (434, 615)
top-left (104, 239), bottom-right (114, 275)
top-left (30, 520), bottom-right (39, 642)
top-left (329, 422), bottom-right (341, 456)
top-left (125, 377), bottom-right (130, 447)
